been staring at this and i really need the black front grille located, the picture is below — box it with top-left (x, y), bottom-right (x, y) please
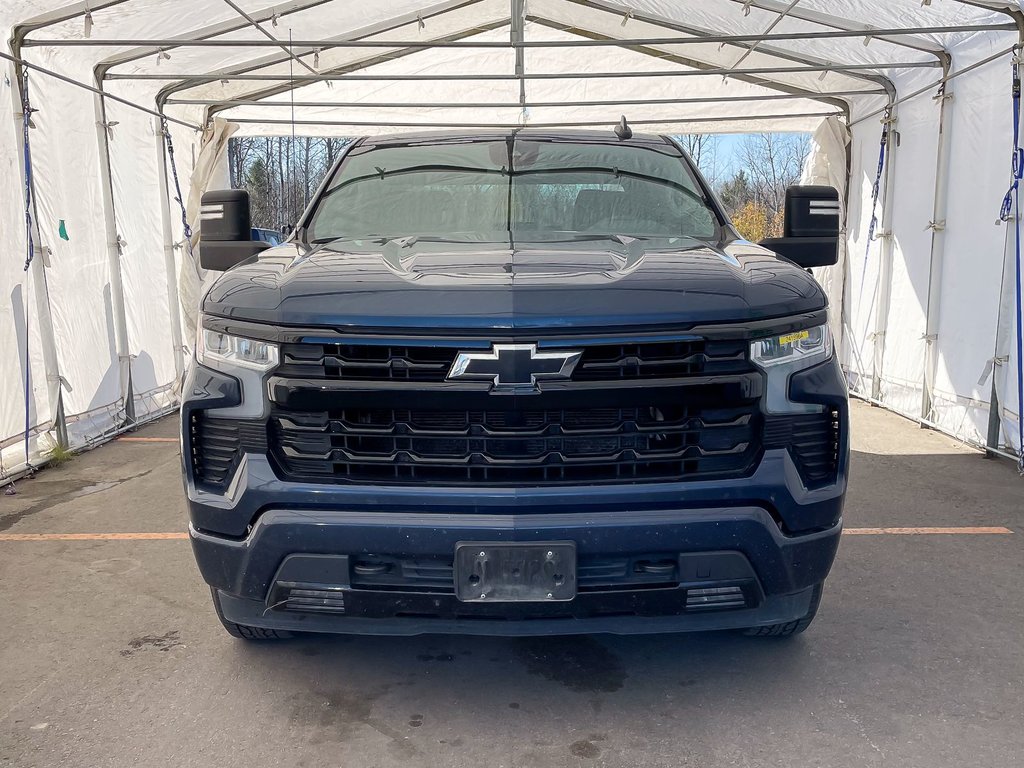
top-left (574, 339), bottom-right (749, 380)
top-left (269, 403), bottom-right (761, 486)
top-left (278, 343), bottom-right (454, 382)
top-left (277, 338), bottom-right (749, 383)
top-left (764, 409), bottom-right (841, 488)
top-left (188, 412), bottom-right (267, 489)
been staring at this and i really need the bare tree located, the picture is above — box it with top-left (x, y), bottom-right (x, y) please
top-left (738, 132), bottom-right (809, 215)
top-left (230, 135), bottom-right (352, 231)
top-left (677, 133), bottom-right (720, 186)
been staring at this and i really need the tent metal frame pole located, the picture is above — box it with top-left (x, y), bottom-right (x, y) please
top-left (100, 0), bottom-right (486, 79)
top-left (920, 56), bottom-right (957, 425)
top-left (3, 58), bottom-right (68, 455)
top-left (723, 0), bottom-right (803, 72)
top-left (727, 0), bottom-right (948, 57)
top-left (24, 23), bottom-right (1018, 48)
top-left (869, 100), bottom-right (902, 402)
top-left (7, 0), bottom-right (127, 52)
top-left (217, 0), bottom-right (318, 75)
top-left (538, 1), bottom-right (895, 121)
top-left (511, 0), bottom-right (526, 111)
top-left (528, 19), bottom-right (856, 123)
top-left (154, 118), bottom-right (186, 386)
top-left (95, 0), bottom-right (335, 75)
top-left (151, 1), bottom-right (503, 124)
top-left (0, 50), bottom-right (201, 130)
top-left (111, 61), bottom-right (939, 82)
top-left (224, 111), bottom-right (842, 128)
top-left (167, 89), bottom-right (886, 109)
top-left (186, 4), bottom-right (861, 126)
top-left (93, 78), bottom-right (136, 428)
top-left (850, 44), bottom-right (1018, 126)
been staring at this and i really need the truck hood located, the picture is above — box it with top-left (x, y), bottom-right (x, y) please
top-left (201, 239), bottom-right (826, 331)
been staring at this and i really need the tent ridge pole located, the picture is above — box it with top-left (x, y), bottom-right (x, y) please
top-left (110, 62), bottom-right (940, 82)
top-left (22, 24), bottom-right (1019, 48)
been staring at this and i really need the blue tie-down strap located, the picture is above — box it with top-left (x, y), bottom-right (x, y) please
top-left (20, 68), bottom-right (36, 470)
top-left (999, 51), bottom-right (1024, 473)
top-left (866, 118), bottom-right (889, 244)
top-left (161, 117), bottom-right (194, 260)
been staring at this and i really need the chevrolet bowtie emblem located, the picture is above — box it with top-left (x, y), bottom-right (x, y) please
top-left (447, 344), bottom-right (582, 392)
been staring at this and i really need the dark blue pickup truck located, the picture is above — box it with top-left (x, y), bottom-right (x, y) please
top-left (182, 129), bottom-right (848, 639)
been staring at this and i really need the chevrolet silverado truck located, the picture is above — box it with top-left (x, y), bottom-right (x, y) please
top-left (182, 128), bottom-right (848, 640)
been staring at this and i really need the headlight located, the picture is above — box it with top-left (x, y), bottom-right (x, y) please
top-left (750, 325), bottom-right (832, 369)
top-left (197, 326), bottom-right (279, 372)
top-left (751, 324), bottom-right (832, 414)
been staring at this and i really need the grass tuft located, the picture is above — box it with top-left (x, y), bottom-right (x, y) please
top-left (46, 443), bottom-right (76, 466)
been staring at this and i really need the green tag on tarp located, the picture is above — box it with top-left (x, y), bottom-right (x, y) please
top-left (58, 219), bottom-right (69, 241)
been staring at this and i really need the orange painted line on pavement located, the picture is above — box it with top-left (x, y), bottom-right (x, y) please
top-left (116, 437), bottom-right (177, 443)
top-left (0, 532), bottom-right (189, 541)
top-left (843, 526), bottom-right (1013, 535)
top-left (0, 527), bottom-right (1012, 542)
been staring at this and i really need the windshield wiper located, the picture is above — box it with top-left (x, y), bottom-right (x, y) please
top-left (317, 163), bottom-right (507, 203)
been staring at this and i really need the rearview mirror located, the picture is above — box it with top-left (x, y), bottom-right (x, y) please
top-left (760, 185), bottom-right (840, 269)
top-left (199, 189), bottom-right (271, 271)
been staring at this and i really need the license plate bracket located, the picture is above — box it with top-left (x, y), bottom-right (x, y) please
top-left (454, 542), bottom-right (577, 602)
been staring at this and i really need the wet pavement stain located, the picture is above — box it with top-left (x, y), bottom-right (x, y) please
top-left (514, 636), bottom-right (627, 693)
top-left (570, 739), bottom-right (602, 759)
top-left (286, 689), bottom-right (376, 744)
top-left (285, 688), bottom-right (419, 756)
top-left (0, 470), bottom-right (154, 533)
top-left (120, 630), bottom-right (182, 657)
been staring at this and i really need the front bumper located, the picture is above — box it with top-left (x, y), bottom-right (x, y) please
top-left (192, 505), bottom-right (840, 636)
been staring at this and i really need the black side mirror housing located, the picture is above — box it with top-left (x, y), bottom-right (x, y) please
top-left (759, 185), bottom-right (840, 268)
top-left (199, 189), bottom-right (271, 271)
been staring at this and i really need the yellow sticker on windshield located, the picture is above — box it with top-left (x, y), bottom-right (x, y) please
top-left (778, 330), bottom-right (810, 345)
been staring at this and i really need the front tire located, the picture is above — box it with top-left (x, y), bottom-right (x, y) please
top-left (210, 587), bottom-right (293, 640)
top-left (743, 583), bottom-right (822, 638)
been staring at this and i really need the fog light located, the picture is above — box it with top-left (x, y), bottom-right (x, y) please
top-left (686, 585), bottom-right (746, 610)
top-left (277, 584), bottom-right (347, 614)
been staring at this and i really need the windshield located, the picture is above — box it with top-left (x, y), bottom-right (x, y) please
top-left (306, 137), bottom-right (722, 244)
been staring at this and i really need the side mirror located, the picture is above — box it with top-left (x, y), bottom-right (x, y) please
top-left (199, 190), bottom-right (271, 271)
top-left (759, 185), bottom-right (840, 268)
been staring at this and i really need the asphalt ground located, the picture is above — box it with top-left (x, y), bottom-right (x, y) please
top-left (1, 400), bottom-right (1021, 768)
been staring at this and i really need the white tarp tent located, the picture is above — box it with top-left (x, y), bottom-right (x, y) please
top-left (1, 0), bottom-right (1022, 478)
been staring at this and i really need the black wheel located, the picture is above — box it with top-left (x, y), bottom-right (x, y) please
top-left (743, 583), bottom-right (823, 638)
top-left (210, 587), bottom-right (293, 640)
